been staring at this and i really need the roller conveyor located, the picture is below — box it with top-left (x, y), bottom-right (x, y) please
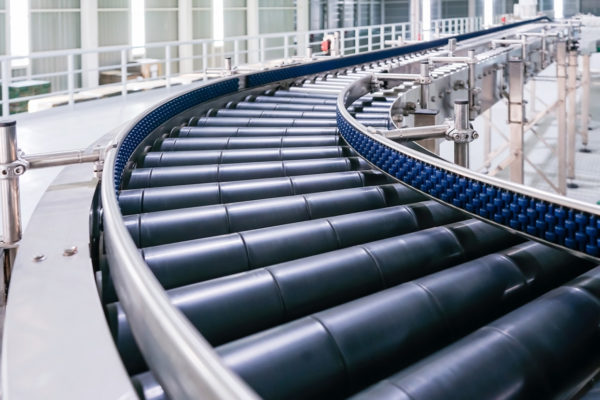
top-left (78, 17), bottom-right (600, 400)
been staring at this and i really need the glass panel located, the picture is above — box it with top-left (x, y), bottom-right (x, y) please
top-left (30, 0), bottom-right (80, 9)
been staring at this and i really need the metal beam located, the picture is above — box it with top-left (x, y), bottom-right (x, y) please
top-left (81, 0), bottom-right (99, 88)
top-left (508, 58), bottom-right (525, 184)
top-left (178, 0), bottom-right (193, 74)
top-left (556, 40), bottom-right (567, 194)
top-left (566, 49), bottom-right (577, 181)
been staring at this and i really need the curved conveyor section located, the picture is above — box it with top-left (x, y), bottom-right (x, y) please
top-left (98, 17), bottom-right (600, 400)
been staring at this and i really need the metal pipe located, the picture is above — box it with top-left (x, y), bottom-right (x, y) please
top-left (581, 53), bottom-right (590, 148)
top-left (508, 58), bottom-right (524, 184)
top-left (383, 124), bottom-right (449, 141)
top-left (454, 100), bottom-right (470, 168)
top-left (224, 57), bottom-right (232, 73)
top-left (420, 61), bottom-right (430, 109)
top-left (0, 120), bottom-right (21, 293)
top-left (429, 56), bottom-right (472, 63)
top-left (373, 73), bottom-right (421, 81)
top-left (567, 49), bottom-right (577, 181)
top-left (24, 149), bottom-right (102, 169)
top-left (0, 120), bottom-right (21, 246)
top-left (556, 40), bottom-right (567, 195)
top-left (467, 49), bottom-right (477, 120)
top-left (448, 38), bottom-right (456, 56)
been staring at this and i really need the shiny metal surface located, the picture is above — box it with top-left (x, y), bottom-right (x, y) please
top-left (24, 149), bottom-right (102, 169)
top-left (102, 118), bottom-right (259, 400)
top-left (0, 122), bottom-right (21, 246)
top-left (1, 159), bottom-right (137, 400)
top-left (337, 75), bottom-right (600, 235)
top-left (556, 40), bottom-right (568, 194)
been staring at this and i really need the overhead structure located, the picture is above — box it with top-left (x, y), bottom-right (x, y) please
top-left (2, 15), bottom-right (600, 400)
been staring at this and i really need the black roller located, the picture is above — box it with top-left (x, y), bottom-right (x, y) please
top-left (109, 220), bottom-right (521, 375)
top-left (118, 170), bottom-right (390, 214)
top-left (140, 147), bottom-right (348, 168)
top-left (125, 157), bottom-right (371, 189)
top-left (253, 95), bottom-right (338, 105)
top-left (194, 116), bottom-right (339, 128)
top-left (153, 136), bottom-right (340, 151)
top-left (137, 201), bottom-right (463, 290)
top-left (174, 126), bottom-right (339, 138)
top-left (210, 109), bottom-right (337, 119)
top-left (123, 184), bottom-right (424, 247)
top-left (129, 243), bottom-right (592, 399)
top-left (233, 101), bottom-right (340, 112)
top-left (213, 243), bottom-right (592, 400)
top-left (353, 266), bottom-right (600, 400)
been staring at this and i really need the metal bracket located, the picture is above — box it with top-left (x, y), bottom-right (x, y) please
top-left (0, 158), bottom-right (28, 180)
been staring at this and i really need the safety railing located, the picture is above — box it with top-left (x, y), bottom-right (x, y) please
top-left (0, 16), bottom-right (482, 117)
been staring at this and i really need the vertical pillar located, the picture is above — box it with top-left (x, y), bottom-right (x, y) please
top-left (178, 0), bottom-right (193, 74)
top-left (483, 109), bottom-right (492, 171)
top-left (454, 101), bottom-right (470, 168)
top-left (508, 58), bottom-right (524, 184)
top-left (296, 0), bottom-right (309, 56)
top-left (81, 0), bottom-right (99, 88)
top-left (247, 0), bottom-right (259, 64)
top-left (410, 0), bottom-right (420, 40)
top-left (0, 120), bottom-right (21, 294)
top-left (581, 53), bottom-right (590, 150)
top-left (419, 61), bottom-right (430, 109)
top-left (529, 78), bottom-right (536, 117)
top-left (467, 50), bottom-right (478, 120)
top-left (556, 40), bottom-right (567, 194)
top-left (566, 49), bottom-right (577, 182)
top-left (4, 0), bottom-right (10, 58)
top-left (480, 68), bottom-right (496, 172)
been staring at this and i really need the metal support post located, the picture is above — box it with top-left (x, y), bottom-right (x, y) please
top-left (453, 100), bottom-right (471, 168)
top-left (483, 109), bottom-right (492, 171)
top-left (332, 31), bottom-right (341, 57)
top-left (508, 58), bottom-right (524, 184)
top-left (467, 50), bottom-right (479, 120)
top-left (67, 54), bottom-right (75, 107)
top-left (556, 40), bottom-right (567, 194)
top-left (448, 38), bottom-right (456, 56)
top-left (1, 60), bottom-right (9, 117)
top-left (165, 45), bottom-right (172, 88)
top-left (566, 49), bottom-right (577, 183)
top-left (420, 61), bottom-right (430, 109)
top-left (580, 53), bottom-right (590, 150)
top-left (120, 49), bottom-right (128, 96)
top-left (224, 57), bottom-right (232, 74)
top-left (413, 109), bottom-right (440, 155)
top-left (529, 78), bottom-right (536, 117)
top-left (0, 121), bottom-right (22, 297)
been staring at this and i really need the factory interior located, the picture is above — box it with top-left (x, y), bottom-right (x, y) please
top-left (1, 1), bottom-right (600, 399)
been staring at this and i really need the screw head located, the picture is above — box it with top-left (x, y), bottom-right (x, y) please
top-left (14, 166), bottom-right (24, 175)
top-left (63, 246), bottom-right (78, 257)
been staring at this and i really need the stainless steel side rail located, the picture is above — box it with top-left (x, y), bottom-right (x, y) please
top-left (101, 146), bottom-right (259, 400)
top-left (337, 75), bottom-right (600, 260)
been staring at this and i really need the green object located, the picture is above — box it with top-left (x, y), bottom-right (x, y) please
top-left (0, 80), bottom-right (51, 114)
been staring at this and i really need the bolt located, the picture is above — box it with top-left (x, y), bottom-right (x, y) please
top-left (14, 166), bottom-right (24, 175)
top-left (1, 170), bottom-right (6, 175)
top-left (63, 246), bottom-right (78, 257)
top-left (33, 254), bottom-right (46, 262)
top-left (473, 132), bottom-right (479, 139)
